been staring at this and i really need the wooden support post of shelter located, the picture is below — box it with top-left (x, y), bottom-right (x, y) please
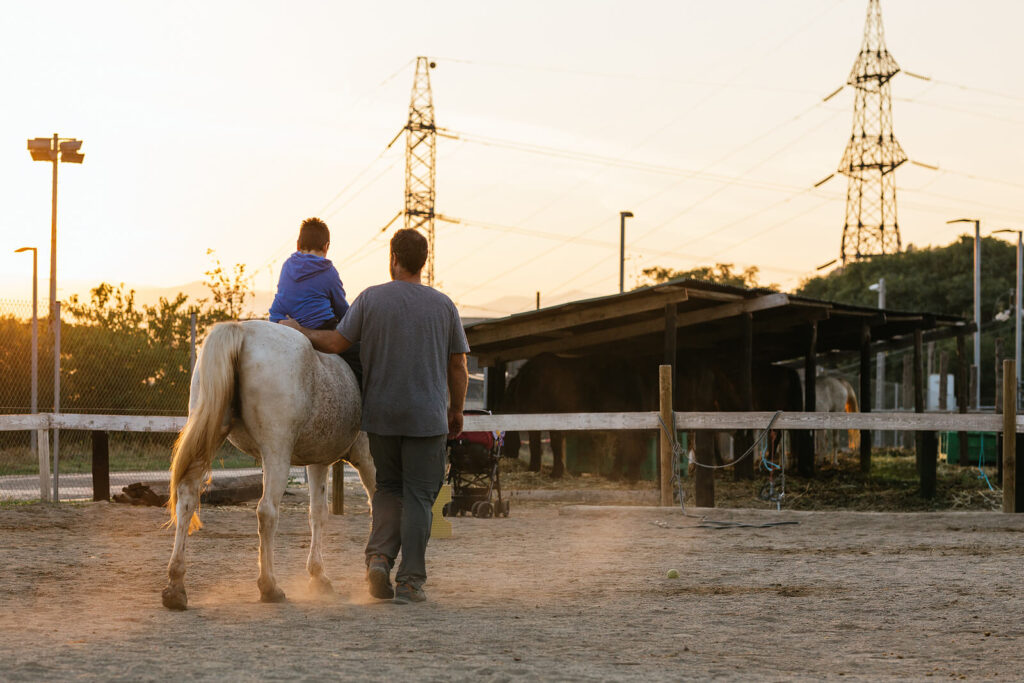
top-left (1003, 359), bottom-right (1021, 513)
top-left (956, 332), bottom-right (970, 467)
top-left (331, 461), bottom-right (344, 515)
top-left (694, 430), bottom-right (715, 508)
top-left (734, 312), bottom-right (754, 480)
top-left (798, 321), bottom-right (817, 478)
top-left (485, 362), bottom-right (507, 412)
top-left (859, 324), bottom-right (872, 474)
top-left (91, 430), bottom-right (110, 502)
top-left (658, 365), bottom-right (674, 507)
top-left (914, 330), bottom-right (937, 499)
top-left (662, 304), bottom-right (677, 484)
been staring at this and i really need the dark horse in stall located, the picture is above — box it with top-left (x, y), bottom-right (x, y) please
top-left (499, 353), bottom-right (651, 480)
top-left (500, 351), bottom-right (803, 478)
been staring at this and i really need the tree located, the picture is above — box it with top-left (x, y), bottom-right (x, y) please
top-left (637, 262), bottom-right (775, 290)
top-left (204, 249), bottom-right (253, 320)
top-left (57, 253), bottom-right (255, 415)
top-left (797, 236), bottom-right (1015, 319)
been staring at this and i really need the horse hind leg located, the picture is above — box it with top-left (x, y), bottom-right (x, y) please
top-left (343, 432), bottom-right (376, 507)
top-left (162, 473), bottom-right (202, 610)
top-left (305, 463), bottom-right (334, 595)
top-left (256, 452), bottom-right (291, 603)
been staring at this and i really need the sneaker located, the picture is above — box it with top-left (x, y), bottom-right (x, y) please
top-left (392, 582), bottom-right (426, 605)
top-left (366, 555), bottom-right (394, 600)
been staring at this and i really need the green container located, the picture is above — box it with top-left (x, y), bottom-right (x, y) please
top-left (940, 431), bottom-right (998, 466)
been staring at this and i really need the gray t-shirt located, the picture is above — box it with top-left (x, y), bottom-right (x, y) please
top-left (337, 280), bottom-right (470, 437)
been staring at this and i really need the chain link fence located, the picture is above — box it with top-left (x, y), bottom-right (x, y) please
top-left (0, 300), bottom-right (264, 501)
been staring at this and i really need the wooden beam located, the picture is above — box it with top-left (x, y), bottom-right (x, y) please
top-left (0, 414), bottom-right (50, 431)
top-left (331, 461), bottom-right (344, 515)
top-left (798, 322), bottom-right (818, 478)
top-left (461, 411), bottom-right (1009, 433)
top-left (1004, 360), bottom-right (1018, 513)
top-left (734, 313), bottom-right (754, 480)
top-left (474, 293), bottom-right (790, 364)
top-left (91, 431), bottom-right (110, 502)
top-left (37, 429), bottom-right (51, 502)
top-left (52, 414), bottom-right (186, 432)
top-left (466, 288), bottom-right (691, 346)
top-left (659, 365), bottom-right (673, 507)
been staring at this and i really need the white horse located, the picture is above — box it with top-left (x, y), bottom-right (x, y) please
top-left (815, 376), bottom-right (859, 463)
top-left (162, 320), bottom-right (375, 610)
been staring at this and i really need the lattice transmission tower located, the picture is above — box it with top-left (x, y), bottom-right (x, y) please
top-left (837, 0), bottom-right (907, 263)
top-left (404, 56), bottom-right (438, 285)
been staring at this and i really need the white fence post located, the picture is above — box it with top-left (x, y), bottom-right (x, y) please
top-left (52, 301), bottom-right (60, 503)
top-left (37, 428), bottom-right (51, 502)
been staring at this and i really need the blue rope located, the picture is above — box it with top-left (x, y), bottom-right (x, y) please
top-left (977, 433), bottom-right (996, 492)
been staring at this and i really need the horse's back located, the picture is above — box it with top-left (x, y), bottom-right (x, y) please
top-left (227, 321), bottom-right (362, 465)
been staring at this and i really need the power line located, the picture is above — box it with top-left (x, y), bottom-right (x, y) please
top-left (903, 70), bottom-right (1024, 105)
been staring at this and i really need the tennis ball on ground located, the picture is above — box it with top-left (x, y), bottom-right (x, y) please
top-left (666, 569), bottom-right (679, 579)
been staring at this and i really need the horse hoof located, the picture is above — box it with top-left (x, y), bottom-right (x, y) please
top-left (309, 577), bottom-right (334, 595)
top-left (260, 587), bottom-right (287, 603)
top-left (162, 585), bottom-right (188, 611)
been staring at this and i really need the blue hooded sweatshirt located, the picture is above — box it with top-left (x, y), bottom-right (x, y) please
top-left (268, 252), bottom-right (349, 328)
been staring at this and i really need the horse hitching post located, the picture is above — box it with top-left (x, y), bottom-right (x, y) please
top-left (331, 461), bottom-right (345, 515)
top-left (1003, 359), bottom-right (1017, 513)
top-left (658, 364), bottom-right (673, 507)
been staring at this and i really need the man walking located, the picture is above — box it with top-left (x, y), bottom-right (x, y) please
top-left (281, 228), bottom-right (469, 604)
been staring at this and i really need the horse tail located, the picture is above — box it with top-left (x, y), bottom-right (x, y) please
top-left (843, 379), bottom-right (859, 413)
top-left (168, 322), bottom-right (245, 534)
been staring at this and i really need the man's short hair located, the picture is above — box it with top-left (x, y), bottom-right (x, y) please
top-left (298, 218), bottom-right (330, 251)
top-left (390, 228), bottom-right (429, 274)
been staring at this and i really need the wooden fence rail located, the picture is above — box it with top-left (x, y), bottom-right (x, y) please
top-left (0, 411), bottom-right (1018, 434)
top-left (2, 405), bottom-right (1020, 513)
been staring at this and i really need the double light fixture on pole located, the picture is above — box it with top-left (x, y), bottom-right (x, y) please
top-left (26, 134), bottom-right (85, 326)
top-left (947, 218), bottom-right (981, 409)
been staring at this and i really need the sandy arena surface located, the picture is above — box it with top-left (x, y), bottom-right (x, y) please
top-left (2, 485), bottom-right (1023, 681)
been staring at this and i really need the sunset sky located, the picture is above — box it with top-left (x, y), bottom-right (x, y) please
top-left (0, 0), bottom-right (1021, 317)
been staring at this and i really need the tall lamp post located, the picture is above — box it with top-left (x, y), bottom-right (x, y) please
top-left (14, 247), bottom-right (38, 458)
top-left (28, 134), bottom-right (84, 503)
top-left (993, 229), bottom-right (1023, 402)
top-left (27, 134), bottom-right (85, 326)
top-left (948, 218), bottom-right (981, 409)
top-left (619, 211), bottom-right (633, 294)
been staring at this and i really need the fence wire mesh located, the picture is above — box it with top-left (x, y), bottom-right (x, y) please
top-left (0, 300), bottom-right (259, 501)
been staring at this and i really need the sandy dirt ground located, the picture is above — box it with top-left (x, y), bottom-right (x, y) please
top-left (2, 484), bottom-right (1023, 681)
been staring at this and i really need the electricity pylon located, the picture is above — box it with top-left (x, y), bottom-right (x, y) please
top-left (404, 57), bottom-right (437, 284)
top-left (837, 0), bottom-right (907, 263)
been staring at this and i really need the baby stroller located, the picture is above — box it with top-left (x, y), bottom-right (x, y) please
top-left (444, 409), bottom-right (510, 518)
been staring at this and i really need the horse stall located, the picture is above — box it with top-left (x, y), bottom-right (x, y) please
top-left (466, 279), bottom-right (972, 503)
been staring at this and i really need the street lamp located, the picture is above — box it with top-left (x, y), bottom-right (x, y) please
top-left (948, 217), bottom-right (981, 409)
top-left (619, 211), bottom-right (633, 294)
top-left (993, 228), bottom-right (1022, 401)
top-left (14, 247), bottom-right (38, 459)
top-left (26, 134), bottom-right (85, 327)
